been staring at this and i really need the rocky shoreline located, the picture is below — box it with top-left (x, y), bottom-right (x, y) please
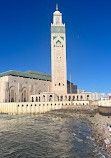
top-left (88, 113), bottom-right (111, 154)
top-left (50, 108), bottom-right (111, 155)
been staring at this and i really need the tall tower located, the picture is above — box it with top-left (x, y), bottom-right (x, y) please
top-left (51, 5), bottom-right (67, 95)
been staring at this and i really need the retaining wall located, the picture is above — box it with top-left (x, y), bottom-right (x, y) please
top-left (99, 100), bottom-right (111, 106)
top-left (0, 101), bottom-right (90, 115)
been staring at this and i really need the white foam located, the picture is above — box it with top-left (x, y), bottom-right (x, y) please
top-left (75, 136), bottom-right (83, 142)
top-left (72, 133), bottom-right (76, 136)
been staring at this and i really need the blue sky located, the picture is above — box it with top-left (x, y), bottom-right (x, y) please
top-left (0, 0), bottom-right (111, 93)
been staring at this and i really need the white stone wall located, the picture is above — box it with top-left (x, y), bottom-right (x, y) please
top-left (0, 101), bottom-right (90, 114)
top-left (99, 100), bottom-right (111, 106)
top-left (0, 76), bottom-right (9, 102)
top-left (0, 76), bottom-right (51, 103)
top-left (0, 102), bottom-right (62, 114)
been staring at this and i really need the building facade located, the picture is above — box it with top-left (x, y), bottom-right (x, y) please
top-left (0, 70), bottom-right (51, 103)
top-left (92, 92), bottom-right (101, 101)
top-left (0, 5), bottom-right (92, 103)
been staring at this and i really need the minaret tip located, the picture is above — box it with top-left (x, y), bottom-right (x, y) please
top-left (56, 4), bottom-right (58, 11)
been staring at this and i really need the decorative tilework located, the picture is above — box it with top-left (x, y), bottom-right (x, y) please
top-left (60, 36), bottom-right (64, 40)
top-left (51, 26), bottom-right (65, 33)
top-left (56, 40), bottom-right (61, 44)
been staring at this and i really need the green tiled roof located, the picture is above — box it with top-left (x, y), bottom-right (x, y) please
top-left (25, 70), bottom-right (51, 77)
top-left (0, 70), bottom-right (51, 81)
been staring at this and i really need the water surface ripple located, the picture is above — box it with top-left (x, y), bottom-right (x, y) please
top-left (0, 112), bottom-right (110, 158)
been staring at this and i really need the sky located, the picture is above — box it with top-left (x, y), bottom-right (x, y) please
top-left (0, 0), bottom-right (111, 93)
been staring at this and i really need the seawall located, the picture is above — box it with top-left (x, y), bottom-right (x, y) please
top-left (0, 101), bottom-right (90, 115)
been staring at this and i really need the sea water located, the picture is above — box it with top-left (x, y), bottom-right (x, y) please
top-left (0, 112), bottom-right (110, 158)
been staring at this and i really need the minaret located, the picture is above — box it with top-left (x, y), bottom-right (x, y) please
top-left (51, 4), bottom-right (67, 95)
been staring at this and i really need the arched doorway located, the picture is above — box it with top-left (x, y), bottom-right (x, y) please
top-left (9, 87), bottom-right (16, 102)
top-left (11, 97), bottom-right (14, 102)
top-left (21, 88), bottom-right (27, 102)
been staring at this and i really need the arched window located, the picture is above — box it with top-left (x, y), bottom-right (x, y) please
top-left (39, 97), bottom-right (40, 102)
top-left (81, 96), bottom-right (83, 101)
top-left (43, 95), bottom-right (45, 102)
top-left (32, 97), bottom-right (34, 102)
top-left (36, 97), bottom-right (38, 102)
top-left (65, 96), bottom-right (67, 101)
top-left (59, 83), bottom-right (60, 86)
top-left (87, 95), bottom-right (89, 100)
top-left (49, 95), bottom-right (52, 101)
top-left (38, 91), bottom-right (41, 94)
top-left (69, 96), bottom-right (71, 101)
top-left (73, 96), bottom-right (75, 101)
top-left (77, 96), bottom-right (79, 101)
top-left (60, 96), bottom-right (63, 101)
top-left (22, 93), bottom-right (23, 102)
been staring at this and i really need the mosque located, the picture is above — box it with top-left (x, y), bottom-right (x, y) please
top-left (0, 5), bottom-right (92, 103)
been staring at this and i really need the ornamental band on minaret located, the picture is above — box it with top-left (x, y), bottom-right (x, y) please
top-left (51, 5), bottom-right (67, 95)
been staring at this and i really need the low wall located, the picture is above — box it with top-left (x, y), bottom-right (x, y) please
top-left (0, 101), bottom-right (90, 115)
top-left (99, 100), bottom-right (111, 106)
